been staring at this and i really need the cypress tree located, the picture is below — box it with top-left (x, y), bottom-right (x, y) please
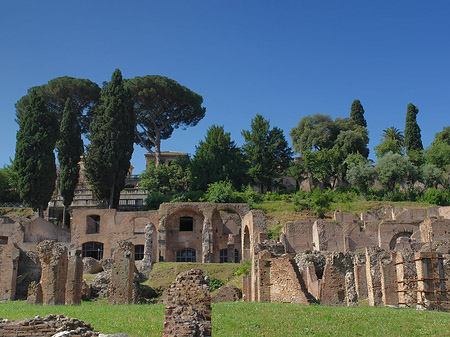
top-left (404, 103), bottom-right (423, 156)
top-left (14, 90), bottom-right (59, 217)
top-left (350, 99), bottom-right (367, 128)
top-left (56, 98), bottom-right (83, 223)
top-left (84, 69), bottom-right (135, 209)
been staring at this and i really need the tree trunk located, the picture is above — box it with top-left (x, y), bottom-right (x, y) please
top-left (38, 205), bottom-right (44, 218)
top-left (109, 180), bottom-right (115, 209)
top-left (155, 132), bottom-right (161, 167)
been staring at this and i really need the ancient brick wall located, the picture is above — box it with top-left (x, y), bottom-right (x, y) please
top-left (0, 243), bottom-right (20, 301)
top-left (37, 240), bottom-right (68, 305)
top-left (162, 269), bottom-right (212, 337)
top-left (65, 250), bottom-right (83, 305)
top-left (282, 219), bottom-right (315, 253)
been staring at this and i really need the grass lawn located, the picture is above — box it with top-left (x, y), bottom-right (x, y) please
top-left (1, 301), bottom-right (450, 336)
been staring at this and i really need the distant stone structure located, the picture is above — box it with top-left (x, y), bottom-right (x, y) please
top-left (162, 269), bottom-right (212, 337)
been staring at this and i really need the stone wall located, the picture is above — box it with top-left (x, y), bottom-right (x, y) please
top-left (65, 250), bottom-right (83, 305)
top-left (162, 269), bottom-right (212, 337)
top-left (0, 243), bottom-right (20, 301)
top-left (37, 240), bottom-right (68, 305)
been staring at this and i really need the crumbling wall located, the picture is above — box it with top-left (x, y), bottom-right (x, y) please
top-left (282, 219), bottom-right (315, 253)
top-left (0, 243), bottom-right (20, 301)
top-left (109, 240), bottom-right (134, 304)
top-left (162, 269), bottom-right (212, 337)
top-left (320, 252), bottom-right (357, 306)
top-left (65, 250), bottom-right (83, 305)
top-left (37, 240), bottom-right (68, 305)
top-left (365, 247), bottom-right (385, 306)
top-left (0, 315), bottom-right (98, 337)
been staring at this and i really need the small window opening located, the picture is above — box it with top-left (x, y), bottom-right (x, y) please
top-left (176, 249), bottom-right (196, 262)
top-left (86, 215), bottom-right (100, 234)
top-left (179, 217), bottom-right (193, 231)
top-left (82, 242), bottom-right (104, 260)
top-left (220, 249), bottom-right (228, 263)
top-left (135, 245), bottom-right (144, 260)
top-left (0, 236), bottom-right (8, 244)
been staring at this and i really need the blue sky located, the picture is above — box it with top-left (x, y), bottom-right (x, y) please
top-left (1, 1), bottom-right (449, 173)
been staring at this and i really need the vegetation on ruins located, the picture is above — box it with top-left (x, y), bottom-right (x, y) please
top-left (191, 125), bottom-right (248, 191)
top-left (242, 114), bottom-right (292, 192)
top-left (15, 76), bottom-right (100, 134)
top-left (126, 75), bottom-right (206, 166)
top-left (84, 69), bottom-right (136, 209)
top-left (14, 90), bottom-right (59, 217)
top-left (0, 162), bottom-right (20, 203)
top-left (56, 98), bottom-right (83, 211)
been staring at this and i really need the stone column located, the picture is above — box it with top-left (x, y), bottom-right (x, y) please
top-left (27, 281), bottom-right (43, 305)
top-left (365, 247), bottom-right (384, 306)
top-left (227, 234), bottom-right (235, 263)
top-left (256, 250), bottom-right (272, 302)
top-left (109, 240), bottom-right (134, 304)
top-left (353, 253), bottom-right (368, 300)
top-left (65, 250), bottom-right (83, 305)
top-left (202, 217), bottom-right (213, 263)
top-left (380, 252), bottom-right (398, 306)
top-left (140, 222), bottom-right (155, 277)
top-left (158, 218), bottom-right (166, 262)
top-left (312, 220), bottom-right (327, 252)
top-left (37, 240), bottom-right (68, 305)
top-left (0, 243), bottom-right (20, 301)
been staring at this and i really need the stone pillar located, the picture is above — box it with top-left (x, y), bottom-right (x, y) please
top-left (27, 281), bottom-right (43, 305)
top-left (202, 217), bottom-right (213, 263)
top-left (312, 220), bottom-right (327, 252)
top-left (256, 250), bottom-right (272, 302)
top-left (109, 240), bottom-right (134, 304)
top-left (140, 222), bottom-right (155, 276)
top-left (353, 253), bottom-right (368, 300)
top-left (395, 251), bottom-right (417, 308)
top-left (37, 240), bottom-right (68, 305)
top-left (0, 243), bottom-right (20, 301)
top-left (65, 250), bottom-right (83, 305)
top-left (227, 234), bottom-right (235, 263)
top-left (158, 217), bottom-right (167, 262)
top-left (365, 247), bottom-right (384, 306)
top-left (380, 252), bottom-right (398, 306)
top-left (162, 269), bottom-right (212, 337)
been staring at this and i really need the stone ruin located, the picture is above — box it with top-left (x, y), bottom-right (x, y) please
top-left (0, 243), bottom-right (20, 301)
top-left (109, 240), bottom-right (135, 305)
top-left (0, 315), bottom-right (98, 337)
top-left (162, 269), bottom-right (212, 337)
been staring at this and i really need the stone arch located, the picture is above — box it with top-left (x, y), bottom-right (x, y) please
top-left (389, 231), bottom-right (413, 250)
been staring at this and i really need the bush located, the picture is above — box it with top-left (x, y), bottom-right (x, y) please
top-left (205, 180), bottom-right (238, 203)
top-left (170, 190), bottom-right (205, 203)
top-left (306, 187), bottom-right (333, 218)
top-left (144, 192), bottom-right (171, 210)
top-left (422, 188), bottom-right (450, 206)
top-left (234, 259), bottom-right (251, 276)
top-left (267, 224), bottom-right (284, 240)
top-left (209, 276), bottom-right (225, 292)
top-left (262, 191), bottom-right (291, 202)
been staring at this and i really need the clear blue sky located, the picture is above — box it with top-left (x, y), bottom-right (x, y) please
top-left (1, 1), bottom-right (449, 174)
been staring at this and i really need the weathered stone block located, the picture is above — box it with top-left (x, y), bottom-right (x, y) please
top-left (109, 240), bottom-right (134, 304)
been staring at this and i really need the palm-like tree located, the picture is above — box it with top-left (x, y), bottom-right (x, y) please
top-left (381, 126), bottom-right (405, 147)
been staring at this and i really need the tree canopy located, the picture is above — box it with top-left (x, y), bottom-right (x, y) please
top-left (126, 75), bottom-right (206, 166)
top-left (15, 76), bottom-right (100, 134)
top-left (14, 90), bottom-right (59, 216)
top-left (404, 103), bottom-right (423, 155)
top-left (56, 98), bottom-right (83, 209)
top-left (191, 125), bottom-right (248, 191)
top-left (242, 114), bottom-right (292, 191)
top-left (350, 99), bottom-right (367, 128)
top-left (84, 69), bottom-right (135, 209)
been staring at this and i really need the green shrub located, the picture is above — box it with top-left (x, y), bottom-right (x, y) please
top-left (209, 276), bottom-right (225, 292)
top-left (422, 188), bottom-right (450, 206)
top-left (234, 259), bottom-right (251, 276)
top-left (306, 187), bottom-right (333, 218)
top-left (144, 192), bottom-right (171, 210)
top-left (263, 191), bottom-right (291, 202)
top-left (267, 224), bottom-right (284, 240)
top-left (205, 180), bottom-right (238, 203)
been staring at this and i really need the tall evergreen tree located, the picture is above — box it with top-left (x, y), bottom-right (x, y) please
top-left (56, 98), bottom-right (83, 223)
top-left (14, 90), bottom-right (59, 217)
top-left (84, 69), bottom-right (135, 209)
top-left (242, 114), bottom-right (293, 192)
top-left (350, 99), bottom-right (367, 128)
top-left (190, 125), bottom-right (248, 190)
top-left (404, 103), bottom-right (423, 155)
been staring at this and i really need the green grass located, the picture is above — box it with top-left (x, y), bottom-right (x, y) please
top-left (331, 200), bottom-right (432, 215)
top-left (1, 301), bottom-right (450, 336)
top-left (145, 262), bottom-right (240, 291)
